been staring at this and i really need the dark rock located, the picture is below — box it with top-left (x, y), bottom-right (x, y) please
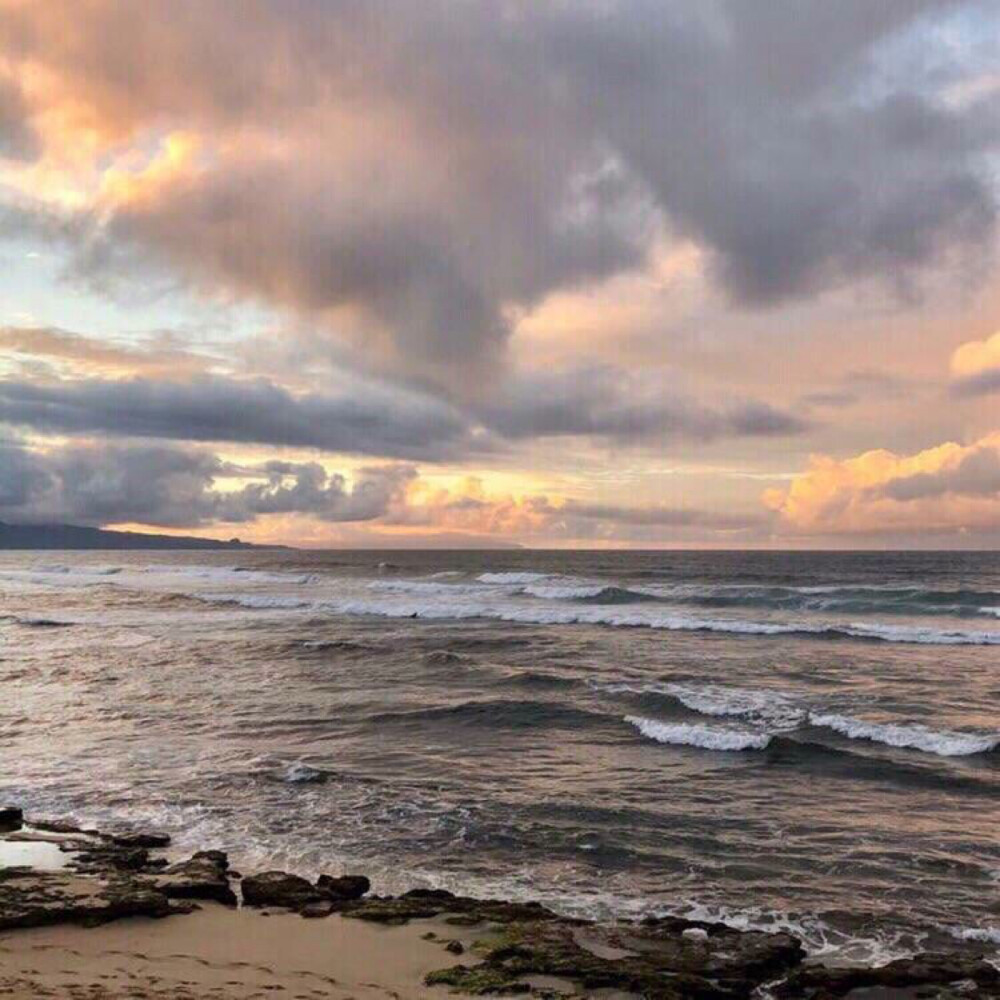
top-left (0, 868), bottom-right (172, 930)
top-left (73, 845), bottom-right (152, 874)
top-left (775, 952), bottom-right (1000, 998)
top-left (241, 870), bottom-right (324, 911)
top-left (341, 891), bottom-right (566, 927)
top-left (317, 873), bottom-right (371, 900)
top-left (445, 939), bottom-right (465, 955)
top-left (300, 900), bottom-right (336, 919)
top-left (30, 819), bottom-right (92, 836)
top-left (427, 916), bottom-right (806, 999)
top-left (109, 831), bottom-right (171, 849)
top-left (0, 806), bottom-right (24, 832)
top-left (193, 850), bottom-right (229, 870)
top-left (153, 854), bottom-right (237, 907)
top-left (403, 888), bottom-right (456, 901)
top-left (346, 899), bottom-right (446, 925)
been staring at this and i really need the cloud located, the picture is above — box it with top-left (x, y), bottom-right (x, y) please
top-left (950, 330), bottom-right (1000, 396)
top-left (764, 431), bottom-right (1000, 535)
top-left (0, 437), bottom-right (759, 542)
top-left (1, 1), bottom-right (996, 376)
top-left (0, 359), bottom-right (809, 457)
top-left (0, 374), bottom-right (478, 460)
top-left (0, 436), bottom-right (417, 527)
top-left (0, 325), bottom-right (212, 377)
top-left (381, 476), bottom-right (762, 543)
top-left (0, 74), bottom-right (38, 160)
top-left (217, 461), bottom-right (417, 523)
top-left (473, 366), bottom-right (809, 442)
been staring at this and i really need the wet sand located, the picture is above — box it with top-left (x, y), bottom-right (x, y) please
top-left (0, 903), bottom-right (478, 999)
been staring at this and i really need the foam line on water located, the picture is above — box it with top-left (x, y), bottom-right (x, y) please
top-left (320, 598), bottom-right (1000, 645)
top-left (625, 716), bottom-right (772, 751)
top-left (808, 713), bottom-right (999, 757)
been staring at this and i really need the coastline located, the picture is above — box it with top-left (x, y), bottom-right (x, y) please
top-left (1, 807), bottom-right (998, 999)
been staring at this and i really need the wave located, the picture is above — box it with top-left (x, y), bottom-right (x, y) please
top-left (476, 572), bottom-right (551, 584)
top-left (637, 584), bottom-right (1000, 619)
top-left (414, 572), bottom-right (1000, 619)
top-left (950, 926), bottom-right (1000, 946)
top-left (659, 683), bottom-right (805, 729)
top-left (625, 715), bottom-right (771, 751)
top-left (324, 598), bottom-right (1000, 645)
top-left (523, 582), bottom-right (609, 600)
top-left (808, 713), bottom-right (999, 757)
top-left (201, 593), bottom-right (312, 610)
top-left (293, 638), bottom-right (373, 653)
top-left (604, 683), bottom-right (999, 759)
top-left (523, 583), bottom-right (665, 603)
top-left (0, 613), bottom-right (74, 628)
top-left (372, 698), bottom-right (607, 731)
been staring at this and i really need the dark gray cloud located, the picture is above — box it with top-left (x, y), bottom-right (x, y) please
top-left (800, 369), bottom-right (915, 409)
top-left (0, 76), bottom-right (38, 161)
top-left (550, 500), bottom-right (761, 531)
top-left (0, 437), bottom-right (416, 527)
top-left (950, 367), bottom-right (1000, 396)
top-left (0, 375), bottom-right (478, 460)
top-left (216, 461), bottom-right (417, 523)
top-left (476, 367), bottom-right (809, 441)
top-left (1, 1), bottom-right (996, 374)
top-left (0, 363), bottom-right (809, 456)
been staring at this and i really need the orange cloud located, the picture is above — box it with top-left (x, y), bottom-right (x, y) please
top-left (764, 432), bottom-right (1000, 535)
top-left (951, 330), bottom-right (1000, 377)
top-left (0, 325), bottom-right (213, 378)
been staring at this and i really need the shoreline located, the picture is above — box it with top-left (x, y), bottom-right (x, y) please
top-left (1, 807), bottom-right (998, 999)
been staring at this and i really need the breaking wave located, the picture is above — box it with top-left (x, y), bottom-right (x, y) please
top-left (606, 684), bottom-right (999, 758)
top-left (807, 713), bottom-right (1000, 758)
top-left (323, 598), bottom-right (1000, 645)
top-left (625, 716), bottom-right (772, 751)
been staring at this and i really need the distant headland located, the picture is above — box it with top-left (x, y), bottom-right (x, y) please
top-left (0, 521), bottom-right (286, 550)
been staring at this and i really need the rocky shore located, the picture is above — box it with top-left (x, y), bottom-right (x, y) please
top-left (0, 805), bottom-right (997, 999)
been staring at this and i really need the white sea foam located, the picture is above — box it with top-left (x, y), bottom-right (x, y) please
top-left (523, 583), bottom-right (609, 600)
top-left (625, 715), bottom-right (772, 751)
top-left (950, 926), bottom-right (1000, 946)
top-left (664, 684), bottom-right (805, 729)
top-left (476, 572), bottom-right (551, 584)
top-left (316, 597), bottom-right (1000, 645)
top-left (845, 621), bottom-right (1000, 645)
top-left (368, 579), bottom-right (474, 595)
top-left (808, 713), bottom-right (999, 757)
top-left (203, 593), bottom-right (312, 610)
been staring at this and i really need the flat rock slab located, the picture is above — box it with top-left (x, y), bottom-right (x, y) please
top-left (0, 868), bottom-right (172, 931)
top-left (153, 853), bottom-right (237, 907)
top-left (426, 916), bottom-right (806, 999)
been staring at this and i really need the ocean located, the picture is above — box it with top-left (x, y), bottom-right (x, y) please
top-left (1, 549), bottom-right (998, 963)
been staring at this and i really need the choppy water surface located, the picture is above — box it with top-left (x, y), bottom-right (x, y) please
top-left (1, 549), bottom-right (998, 962)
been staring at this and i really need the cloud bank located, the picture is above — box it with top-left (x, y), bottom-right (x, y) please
top-left (0, 365), bottom-right (808, 458)
top-left (2, 0), bottom-right (997, 378)
top-left (0, 437), bottom-right (757, 543)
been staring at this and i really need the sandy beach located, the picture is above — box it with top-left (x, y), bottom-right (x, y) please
top-left (0, 904), bottom-right (479, 1000)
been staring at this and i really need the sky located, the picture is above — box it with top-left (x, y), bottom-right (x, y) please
top-left (0, 0), bottom-right (999, 549)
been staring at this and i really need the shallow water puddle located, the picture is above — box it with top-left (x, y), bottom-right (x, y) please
top-left (0, 839), bottom-right (70, 870)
